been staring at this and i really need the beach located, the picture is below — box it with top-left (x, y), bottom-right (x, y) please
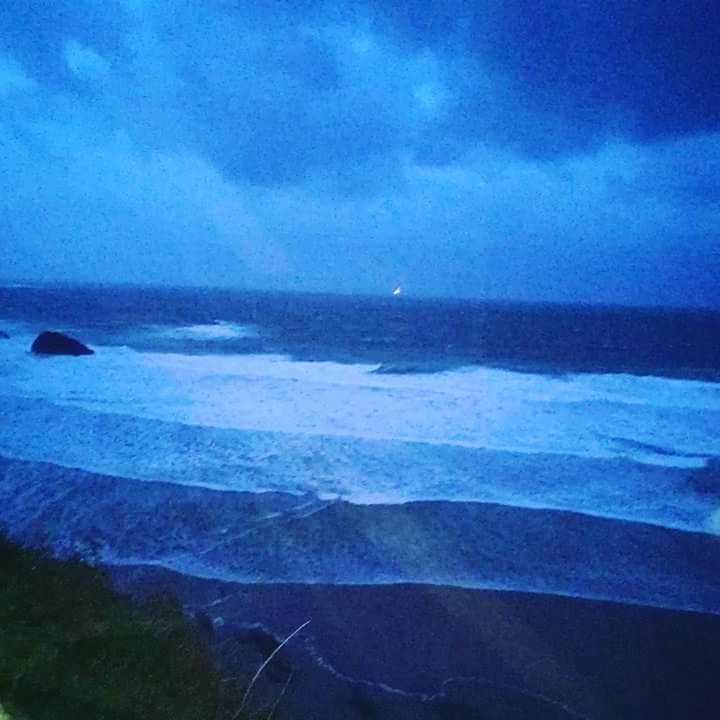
top-left (1, 285), bottom-right (720, 717)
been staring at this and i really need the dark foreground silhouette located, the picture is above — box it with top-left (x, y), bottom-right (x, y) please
top-left (0, 534), bottom-right (246, 720)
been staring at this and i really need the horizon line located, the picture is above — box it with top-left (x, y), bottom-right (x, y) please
top-left (0, 279), bottom-right (719, 314)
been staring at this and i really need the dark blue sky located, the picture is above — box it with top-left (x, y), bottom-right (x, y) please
top-left (1, 1), bottom-right (719, 306)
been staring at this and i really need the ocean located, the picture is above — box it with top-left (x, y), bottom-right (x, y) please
top-left (2, 284), bottom-right (720, 716)
top-left (2, 286), bottom-right (719, 513)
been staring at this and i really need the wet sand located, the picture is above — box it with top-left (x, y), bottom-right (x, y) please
top-left (113, 566), bottom-right (720, 720)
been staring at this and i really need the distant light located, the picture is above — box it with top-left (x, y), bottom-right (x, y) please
top-left (392, 285), bottom-right (401, 296)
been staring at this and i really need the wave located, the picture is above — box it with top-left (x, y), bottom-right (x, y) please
top-left (370, 361), bottom-right (451, 374)
top-left (2, 456), bottom-right (719, 615)
top-left (0, 394), bottom-right (718, 533)
top-left (152, 321), bottom-right (260, 340)
top-left (3, 335), bottom-right (720, 534)
top-left (2, 341), bottom-right (719, 464)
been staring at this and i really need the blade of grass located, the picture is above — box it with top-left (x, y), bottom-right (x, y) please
top-left (235, 619), bottom-right (310, 717)
top-left (265, 671), bottom-right (293, 720)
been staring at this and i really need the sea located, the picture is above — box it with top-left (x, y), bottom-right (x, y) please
top-left (1, 284), bottom-right (720, 614)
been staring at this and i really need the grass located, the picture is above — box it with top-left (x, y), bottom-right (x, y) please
top-left (0, 532), bottom-right (248, 720)
top-left (0, 703), bottom-right (17, 720)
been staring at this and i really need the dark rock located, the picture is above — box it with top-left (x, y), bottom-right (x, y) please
top-left (31, 330), bottom-right (94, 356)
top-left (0, 330), bottom-right (9, 339)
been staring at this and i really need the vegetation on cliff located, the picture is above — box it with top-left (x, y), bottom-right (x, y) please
top-left (0, 533), bottom-right (246, 720)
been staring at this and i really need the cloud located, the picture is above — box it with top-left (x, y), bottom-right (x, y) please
top-left (367, 0), bottom-right (720, 153)
top-left (193, 132), bottom-right (716, 304)
top-left (64, 40), bottom-right (109, 79)
top-left (0, 0), bottom-right (718, 306)
top-left (0, 2), bottom-right (128, 90)
top-left (5, 1), bottom-right (719, 180)
top-left (0, 55), bottom-right (36, 95)
top-left (0, 117), bottom-right (288, 286)
top-left (2, 98), bottom-right (719, 304)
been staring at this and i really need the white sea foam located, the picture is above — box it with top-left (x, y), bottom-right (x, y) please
top-left (152, 321), bottom-right (259, 340)
top-left (1, 336), bottom-right (719, 464)
top-left (2, 334), bottom-right (720, 531)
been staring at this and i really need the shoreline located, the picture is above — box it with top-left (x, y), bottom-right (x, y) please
top-left (3, 455), bottom-right (720, 615)
top-left (106, 560), bottom-right (720, 618)
top-left (111, 565), bottom-right (720, 719)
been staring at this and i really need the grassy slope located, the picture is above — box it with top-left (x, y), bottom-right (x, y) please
top-left (0, 534), bottom-right (245, 720)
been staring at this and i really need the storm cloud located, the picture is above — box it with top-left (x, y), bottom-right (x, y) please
top-left (1, 0), bottom-right (719, 305)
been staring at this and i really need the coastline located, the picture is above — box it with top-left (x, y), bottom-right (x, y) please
top-left (111, 566), bottom-right (720, 720)
top-left (2, 455), bottom-right (720, 614)
top-left (2, 287), bottom-right (720, 718)
top-left (4, 453), bottom-right (719, 717)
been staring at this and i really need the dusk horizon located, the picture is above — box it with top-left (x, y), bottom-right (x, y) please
top-left (4, 278), bottom-right (720, 312)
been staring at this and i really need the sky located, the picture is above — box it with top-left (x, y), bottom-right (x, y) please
top-left (1, 0), bottom-right (719, 306)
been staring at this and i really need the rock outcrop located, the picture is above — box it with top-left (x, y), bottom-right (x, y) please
top-left (31, 331), bottom-right (94, 356)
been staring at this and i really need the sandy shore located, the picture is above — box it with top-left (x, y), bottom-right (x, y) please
top-left (112, 566), bottom-right (720, 719)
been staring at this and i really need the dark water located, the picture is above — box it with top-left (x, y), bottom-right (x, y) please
top-left (1, 284), bottom-right (719, 378)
